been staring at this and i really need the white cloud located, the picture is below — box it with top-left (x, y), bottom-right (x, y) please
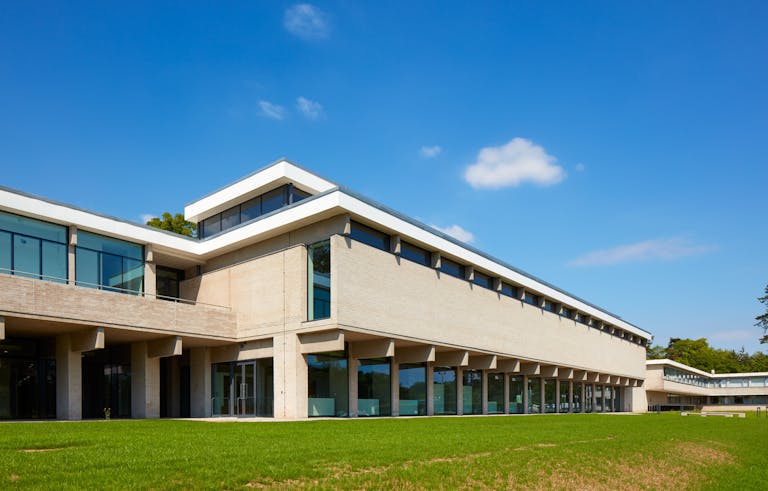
top-left (568, 237), bottom-right (715, 267)
top-left (464, 137), bottom-right (565, 188)
top-left (259, 100), bottom-right (285, 120)
top-left (140, 214), bottom-right (155, 224)
top-left (430, 224), bottom-right (475, 243)
top-left (284, 4), bottom-right (330, 40)
top-left (296, 96), bottom-right (324, 119)
top-left (419, 145), bottom-right (442, 158)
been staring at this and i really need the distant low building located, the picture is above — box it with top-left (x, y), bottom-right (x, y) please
top-left (646, 359), bottom-right (768, 411)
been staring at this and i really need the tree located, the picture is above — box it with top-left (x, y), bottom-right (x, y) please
top-left (645, 343), bottom-right (667, 360)
top-left (145, 212), bottom-right (197, 238)
top-left (756, 284), bottom-right (768, 344)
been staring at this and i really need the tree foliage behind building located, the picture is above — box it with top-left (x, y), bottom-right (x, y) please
top-left (145, 212), bottom-right (197, 238)
top-left (647, 337), bottom-right (768, 373)
top-left (756, 283), bottom-right (768, 344)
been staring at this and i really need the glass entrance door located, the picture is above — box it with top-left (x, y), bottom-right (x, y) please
top-left (235, 362), bottom-right (256, 416)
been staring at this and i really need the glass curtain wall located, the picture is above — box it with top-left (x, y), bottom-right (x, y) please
top-left (81, 346), bottom-right (132, 418)
top-left (462, 370), bottom-right (482, 415)
top-left (433, 367), bottom-right (457, 415)
top-left (308, 241), bottom-right (330, 320)
top-left (544, 379), bottom-right (556, 413)
top-left (487, 373), bottom-right (505, 414)
top-left (528, 377), bottom-right (542, 414)
top-left (357, 358), bottom-right (391, 416)
top-left (604, 386), bottom-right (612, 412)
top-left (308, 352), bottom-right (348, 417)
top-left (595, 385), bottom-right (603, 412)
top-left (585, 384), bottom-right (593, 413)
top-left (398, 363), bottom-right (426, 415)
top-left (572, 383), bottom-right (582, 413)
top-left (559, 381), bottom-right (570, 412)
top-left (0, 338), bottom-right (56, 419)
top-left (614, 387), bottom-right (622, 412)
top-left (509, 376), bottom-right (525, 414)
top-left (0, 210), bottom-right (67, 282)
top-left (75, 231), bottom-right (143, 294)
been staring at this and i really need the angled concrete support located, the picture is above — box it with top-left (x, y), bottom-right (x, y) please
top-left (342, 214), bottom-right (351, 235)
top-left (390, 235), bottom-right (401, 255)
top-left (599, 374), bottom-right (611, 384)
top-left (468, 354), bottom-right (496, 370)
top-left (572, 370), bottom-right (588, 382)
top-left (395, 345), bottom-right (435, 364)
top-left (70, 327), bottom-right (105, 353)
top-left (540, 365), bottom-right (558, 378)
top-left (299, 330), bottom-right (344, 354)
top-left (521, 362), bottom-right (541, 376)
top-left (349, 339), bottom-right (395, 359)
top-left (495, 359), bottom-right (520, 373)
top-left (586, 372), bottom-right (600, 383)
top-left (558, 367), bottom-right (574, 380)
top-left (435, 350), bottom-right (469, 367)
top-left (148, 336), bottom-right (182, 358)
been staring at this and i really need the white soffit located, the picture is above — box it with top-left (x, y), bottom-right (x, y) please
top-left (184, 160), bottom-right (336, 223)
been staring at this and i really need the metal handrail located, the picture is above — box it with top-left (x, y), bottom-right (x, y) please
top-left (0, 267), bottom-right (230, 311)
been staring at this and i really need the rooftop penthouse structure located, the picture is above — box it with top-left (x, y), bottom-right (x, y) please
top-left (0, 159), bottom-right (651, 420)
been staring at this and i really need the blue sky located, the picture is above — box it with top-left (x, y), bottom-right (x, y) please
top-left (1, 2), bottom-right (766, 352)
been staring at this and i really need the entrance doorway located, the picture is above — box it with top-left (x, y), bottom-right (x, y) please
top-left (212, 358), bottom-right (273, 417)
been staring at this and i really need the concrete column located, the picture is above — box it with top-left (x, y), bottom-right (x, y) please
top-left (522, 375), bottom-right (529, 414)
top-left (190, 347), bottom-right (211, 418)
top-left (391, 359), bottom-right (399, 417)
top-left (503, 373), bottom-right (510, 414)
top-left (540, 378), bottom-right (545, 414)
top-left (67, 226), bottom-right (77, 284)
top-left (0, 316), bottom-right (4, 341)
top-left (568, 381), bottom-right (574, 413)
top-left (580, 382), bottom-right (586, 412)
top-left (602, 385), bottom-right (608, 413)
top-left (131, 341), bottom-right (161, 418)
top-left (273, 332), bottom-right (308, 419)
top-left (426, 362), bottom-right (434, 416)
top-left (348, 357), bottom-right (358, 417)
top-left (555, 381), bottom-right (560, 414)
top-left (591, 383), bottom-right (597, 413)
top-left (481, 370), bottom-right (488, 415)
top-left (456, 366), bottom-right (464, 416)
top-left (56, 334), bottom-right (82, 420)
top-left (144, 245), bottom-right (156, 298)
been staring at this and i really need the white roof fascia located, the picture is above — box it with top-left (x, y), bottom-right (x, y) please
top-left (184, 160), bottom-right (336, 223)
top-left (336, 192), bottom-right (651, 340)
top-left (646, 359), bottom-right (768, 378)
top-left (0, 188), bottom-right (199, 258)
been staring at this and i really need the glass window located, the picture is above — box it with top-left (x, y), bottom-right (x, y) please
top-left (500, 282), bottom-right (519, 298)
top-left (523, 291), bottom-right (540, 306)
top-left (202, 214), bottom-right (221, 238)
top-left (439, 258), bottom-right (465, 279)
top-left (75, 247), bottom-right (99, 288)
top-left (78, 231), bottom-right (142, 260)
top-left (261, 187), bottom-right (287, 215)
top-left (433, 366), bottom-right (457, 415)
top-left (528, 377), bottom-right (541, 413)
top-left (0, 231), bottom-right (10, 273)
top-left (399, 363), bottom-right (426, 416)
top-left (100, 253), bottom-right (123, 292)
top-left (212, 363), bottom-right (232, 416)
top-left (357, 358), bottom-right (391, 416)
top-left (0, 210), bottom-right (67, 243)
top-left (156, 266), bottom-right (184, 300)
top-left (308, 241), bottom-right (331, 320)
top-left (308, 352), bottom-right (348, 417)
top-left (472, 271), bottom-right (493, 289)
top-left (240, 196), bottom-right (261, 223)
top-left (122, 258), bottom-right (144, 294)
top-left (41, 241), bottom-right (67, 283)
top-left (487, 373), bottom-right (505, 414)
top-left (400, 241), bottom-right (430, 266)
top-left (561, 307), bottom-right (574, 319)
top-left (291, 186), bottom-right (311, 203)
top-left (13, 235), bottom-right (40, 278)
top-left (350, 221), bottom-right (390, 252)
top-left (559, 381), bottom-right (569, 412)
top-left (462, 369), bottom-right (483, 414)
top-left (509, 376), bottom-right (524, 414)
top-left (543, 299), bottom-right (557, 313)
top-left (572, 383), bottom-right (582, 413)
top-left (221, 206), bottom-right (240, 230)
top-left (544, 379), bottom-right (557, 413)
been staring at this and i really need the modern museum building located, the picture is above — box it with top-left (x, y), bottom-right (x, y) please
top-left (0, 160), bottom-right (652, 420)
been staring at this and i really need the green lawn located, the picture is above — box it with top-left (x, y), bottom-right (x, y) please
top-left (2, 413), bottom-right (767, 489)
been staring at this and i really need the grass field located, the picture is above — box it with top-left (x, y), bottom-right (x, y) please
top-left (2, 413), bottom-right (767, 489)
